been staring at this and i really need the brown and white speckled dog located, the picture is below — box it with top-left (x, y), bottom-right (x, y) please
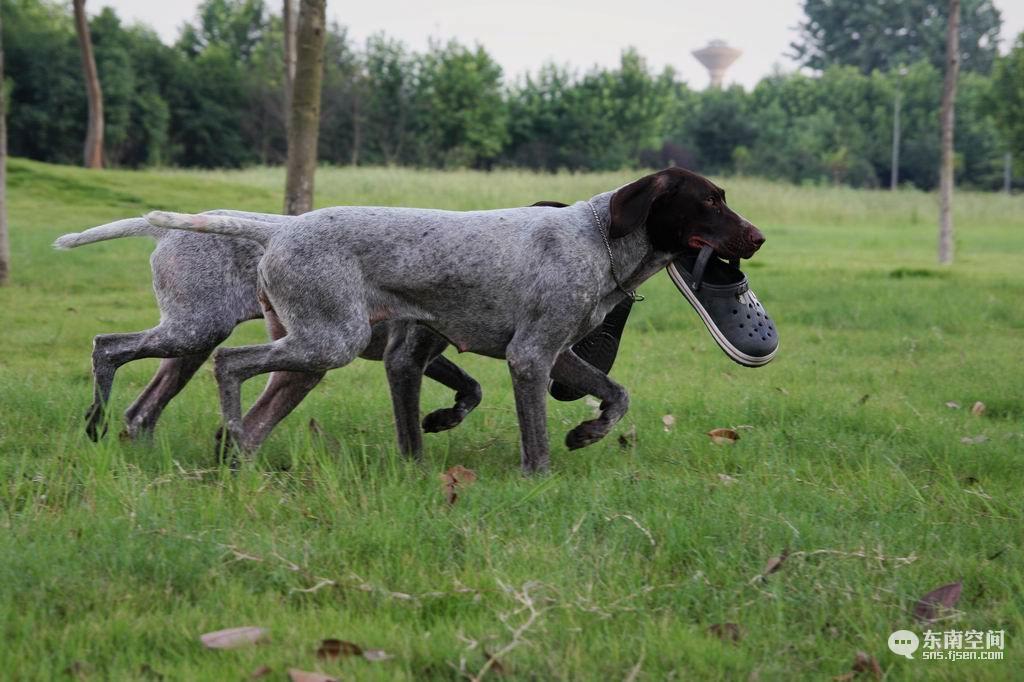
top-left (144, 168), bottom-right (765, 473)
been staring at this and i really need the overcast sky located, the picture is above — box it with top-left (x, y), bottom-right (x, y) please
top-left (94, 0), bottom-right (1024, 89)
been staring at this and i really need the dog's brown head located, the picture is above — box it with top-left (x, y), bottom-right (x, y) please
top-left (608, 167), bottom-right (764, 259)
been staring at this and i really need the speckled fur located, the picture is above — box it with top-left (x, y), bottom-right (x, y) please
top-left (54, 210), bottom-right (482, 451)
top-left (146, 168), bottom-right (765, 473)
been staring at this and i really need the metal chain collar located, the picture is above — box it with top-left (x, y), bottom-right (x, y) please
top-left (588, 201), bottom-right (643, 302)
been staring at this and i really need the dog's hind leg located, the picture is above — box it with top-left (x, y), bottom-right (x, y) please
top-left (85, 324), bottom-right (230, 441)
top-left (421, 355), bottom-right (482, 433)
top-left (122, 351), bottom-right (214, 440)
top-left (234, 307), bottom-right (325, 453)
top-left (212, 316), bottom-right (372, 454)
top-left (549, 351), bottom-right (630, 450)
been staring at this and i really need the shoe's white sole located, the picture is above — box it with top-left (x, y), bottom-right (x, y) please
top-left (667, 263), bottom-right (777, 368)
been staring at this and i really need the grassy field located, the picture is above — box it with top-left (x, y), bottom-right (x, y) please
top-left (1, 158), bottom-right (1022, 681)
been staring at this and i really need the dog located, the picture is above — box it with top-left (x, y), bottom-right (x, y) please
top-left (54, 210), bottom-right (483, 454)
top-left (144, 168), bottom-right (765, 473)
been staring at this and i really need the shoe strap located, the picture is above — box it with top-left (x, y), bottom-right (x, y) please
top-left (690, 245), bottom-right (715, 291)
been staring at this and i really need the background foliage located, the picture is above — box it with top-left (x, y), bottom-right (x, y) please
top-left (2, 0), bottom-right (1023, 189)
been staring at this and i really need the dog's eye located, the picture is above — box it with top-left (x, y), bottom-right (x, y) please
top-left (703, 197), bottom-right (715, 207)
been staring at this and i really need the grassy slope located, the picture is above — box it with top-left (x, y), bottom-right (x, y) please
top-left (0, 158), bottom-right (1022, 680)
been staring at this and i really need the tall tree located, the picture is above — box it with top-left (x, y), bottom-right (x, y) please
top-left (282, 0), bottom-right (296, 129)
top-left (938, 0), bottom-right (960, 265)
top-left (72, 0), bottom-right (104, 168)
top-left (990, 33), bottom-right (1024, 182)
top-left (283, 0), bottom-right (325, 215)
top-left (791, 0), bottom-right (1000, 75)
top-left (0, 11), bottom-right (9, 286)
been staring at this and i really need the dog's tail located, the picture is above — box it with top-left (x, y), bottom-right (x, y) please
top-left (143, 211), bottom-right (280, 245)
top-left (53, 217), bottom-right (164, 250)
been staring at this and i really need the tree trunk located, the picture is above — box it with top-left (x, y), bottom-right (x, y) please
top-left (283, 0), bottom-right (326, 216)
top-left (890, 90), bottom-right (901, 190)
top-left (0, 13), bottom-right (10, 286)
top-left (351, 90), bottom-right (361, 166)
top-left (282, 0), bottom-right (297, 132)
top-left (73, 0), bottom-right (104, 169)
top-left (938, 0), bottom-right (960, 265)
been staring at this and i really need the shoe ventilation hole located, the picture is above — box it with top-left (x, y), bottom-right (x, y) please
top-left (739, 324), bottom-right (744, 328)
top-left (732, 309), bottom-right (738, 314)
top-left (746, 314), bottom-right (751, 319)
top-left (748, 333), bottom-right (754, 337)
top-left (761, 336), bottom-right (767, 341)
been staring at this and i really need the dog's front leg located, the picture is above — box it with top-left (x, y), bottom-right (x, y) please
top-left (507, 343), bottom-right (557, 474)
top-left (549, 351), bottom-right (630, 449)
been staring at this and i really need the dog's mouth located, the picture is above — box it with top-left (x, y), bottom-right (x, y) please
top-left (687, 235), bottom-right (750, 261)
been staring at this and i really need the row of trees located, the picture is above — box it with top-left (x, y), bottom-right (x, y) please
top-left (1, 0), bottom-right (1022, 191)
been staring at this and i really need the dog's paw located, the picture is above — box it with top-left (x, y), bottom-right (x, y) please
top-left (422, 407), bottom-right (464, 433)
top-left (565, 420), bottom-right (607, 450)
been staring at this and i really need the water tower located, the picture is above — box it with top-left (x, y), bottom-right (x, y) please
top-left (692, 40), bottom-right (741, 88)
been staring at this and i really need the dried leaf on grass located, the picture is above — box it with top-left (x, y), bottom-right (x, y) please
top-left (960, 435), bottom-right (988, 445)
top-left (317, 638), bottom-right (393, 662)
top-left (249, 666), bottom-right (272, 680)
top-left (970, 401), bottom-right (986, 416)
top-left (708, 622), bottom-right (743, 642)
top-left (833, 650), bottom-right (882, 680)
top-left (945, 401), bottom-right (961, 409)
top-left (913, 581), bottom-right (962, 623)
top-left (761, 549), bottom-right (790, 578)
top-left (717, 473), bottom-right (738, 486)
top-left (662, 414), bottom-right (676, 431)
top-left (317, 639), bottom-right (362, 659)
top-left (440, 465), bottom-right (478, 505)
top-left (288, 670), bottom-right (337, 682)
top-left (707, 428), bottom-right (739, 444)
top-left (200, 626), bottom-right (268, 649)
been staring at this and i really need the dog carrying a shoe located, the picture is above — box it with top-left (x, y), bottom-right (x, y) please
top-left (60, 167), bottom-right (771, 473)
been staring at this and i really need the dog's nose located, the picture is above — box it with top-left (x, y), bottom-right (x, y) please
top-left (749, 228), bottom-right (765, 250)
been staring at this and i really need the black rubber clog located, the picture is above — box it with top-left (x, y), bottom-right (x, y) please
top-left (666, 245), bottom-right (778, 367)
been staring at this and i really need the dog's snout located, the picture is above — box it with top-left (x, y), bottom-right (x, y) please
top-left (750, 229), bottom-right (765, 249)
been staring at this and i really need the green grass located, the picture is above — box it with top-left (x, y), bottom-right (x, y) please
top-left (1, 158), bottom-right (1022, 680)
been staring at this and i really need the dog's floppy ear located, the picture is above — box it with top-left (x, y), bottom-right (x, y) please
top-left (530, 200), bottom-right (569, 208)
top-left (608, 171), bottom-right (676, 238)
